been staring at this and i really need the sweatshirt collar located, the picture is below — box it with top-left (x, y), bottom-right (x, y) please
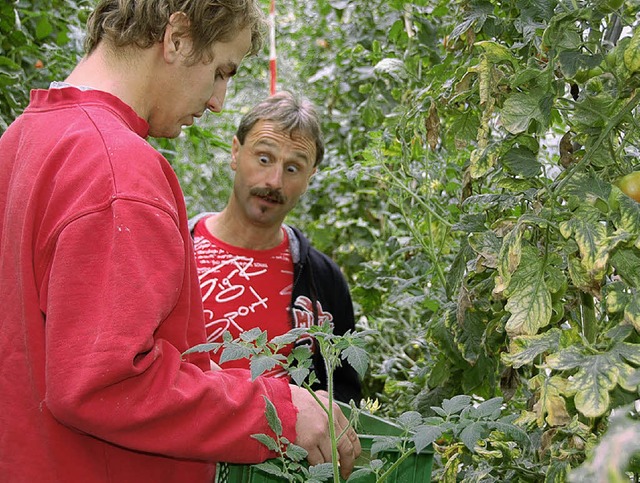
top-left (30, 87), bottom-right (149, 138)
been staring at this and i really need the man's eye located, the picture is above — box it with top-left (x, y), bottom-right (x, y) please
top-left (287, 165), bottom-right (300, 174)
top-left (258, 155), bottom-right (270, 164)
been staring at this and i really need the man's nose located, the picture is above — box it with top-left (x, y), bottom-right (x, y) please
top-left (265, 163), bottom-right (284, 189)
top-left (207, 81), bottom-right (228, 113)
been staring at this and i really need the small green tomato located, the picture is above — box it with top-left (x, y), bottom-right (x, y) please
top-left (616, 171), bottom-right (640, 202)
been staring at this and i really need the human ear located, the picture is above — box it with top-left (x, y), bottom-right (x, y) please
top-left (230, 136), bottom-right (240, 171)
top-left (163, 12), bottom-right (191, 62)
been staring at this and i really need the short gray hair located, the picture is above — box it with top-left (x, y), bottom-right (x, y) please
top-left (236, 91), bottom-right (325, 167)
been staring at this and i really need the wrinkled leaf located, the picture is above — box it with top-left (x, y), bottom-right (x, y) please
top-left (501, 89), bottom-right (552, 134)
top-left (502, 329), bottom-right (561, 368)
top-left (623, 28), bottom-right (640, 73)
top-left (529, 373), bottom-right (571, 427)
top-left (504, 246), bottom-right (552, 336)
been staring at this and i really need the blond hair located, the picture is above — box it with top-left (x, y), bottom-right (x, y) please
top-left (84, 0), bottom-right (266, 64)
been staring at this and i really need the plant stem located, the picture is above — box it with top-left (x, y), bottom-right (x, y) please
top-left (580, 291), bottom-right (597, 344)
top-left (553, 89), bottom-right (640, 194)
top-left (376, 445), bottom-right (416, 483)
top-left (318, 341), bottom-right (341, 482)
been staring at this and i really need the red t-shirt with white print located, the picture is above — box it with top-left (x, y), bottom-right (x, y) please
top-left (193, 215), bottom-right (293, 377)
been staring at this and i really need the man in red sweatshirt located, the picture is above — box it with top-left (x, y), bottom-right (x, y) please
top-left (0, 1), bottom-right (360, 482)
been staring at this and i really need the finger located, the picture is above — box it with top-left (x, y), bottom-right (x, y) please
top-left (305, 446), bottom-right (325, 467)
top-left (336, 430), bottom-right (358, 479)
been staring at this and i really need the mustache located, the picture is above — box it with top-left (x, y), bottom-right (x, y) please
top-left (250, 187), bottom-right (286, 204)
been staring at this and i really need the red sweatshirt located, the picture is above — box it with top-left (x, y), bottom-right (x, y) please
top-left (0, 88), bottom-right (296, 482)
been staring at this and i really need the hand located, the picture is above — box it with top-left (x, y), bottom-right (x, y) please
top-left (289, 386), bottom-right (361, 480)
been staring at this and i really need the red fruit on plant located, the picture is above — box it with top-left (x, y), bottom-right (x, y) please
top-left (616, 171), bottom-right (640, 202)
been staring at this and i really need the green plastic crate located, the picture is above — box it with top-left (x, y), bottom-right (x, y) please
top-left (215, 402), bottom-right (433, 482)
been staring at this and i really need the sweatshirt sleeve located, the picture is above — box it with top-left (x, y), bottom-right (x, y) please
top-left (42, 198), bottom-right (297, 463)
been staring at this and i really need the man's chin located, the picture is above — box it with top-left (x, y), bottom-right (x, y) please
top-left (148, 126), bottom-right (183, 139)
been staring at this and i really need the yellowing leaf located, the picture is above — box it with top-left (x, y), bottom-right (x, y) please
top-left (475, 40), bottom-right (518, 68)
top-left (502, 329), bottom-right (561, 369)
top-left (504, 246), bottom-right (552, 336)
top-left (623, 28), bottom-right (640, 73)
top-left (547, 343), bottom-right (640, 418)
top-left (530, 374), bottom-right (571, 427)
top-left (559, 207), bottom-right (609, 282)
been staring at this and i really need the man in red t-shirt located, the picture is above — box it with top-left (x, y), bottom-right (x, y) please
top-left (191, 91), bottom-right (362, 403)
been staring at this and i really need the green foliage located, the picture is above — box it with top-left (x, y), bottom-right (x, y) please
top-left (254, 0), bottom-right (640, 480)
top-left (0, 0), bottom-right (90, 131)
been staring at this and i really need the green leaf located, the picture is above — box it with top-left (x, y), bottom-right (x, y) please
top-left (251, 433), bottom-right (279, 451)
top-left (348, 468), bottom-right (375, 480)
top-left (307, 463), bottom-right (333, 480)
top-left (181, 342), bottom-right (218, 356)
top-left (412, 425), bottom-right (444, 453)
top-left (500, 89), bottom-right (552, 134)
top-left (449, 110), bottom-right (480, 149)
top-left (289, 367), bottom-right (311, 387)
top-left (610, 249), bottom-right (640, 288)
top-left (460, 421), bottom-right (486, 451)
top-left (239, 327), bottom-right (264, 343)
top-left (250, 354), bottom-right (284, 380)
top-left (219, 344), bottom-right (253, 365)
top-left (253, 462), bottom-right (290, 478)
top-left (473, 397), bottom-right (503, 419)
top-left (557, 51), bottom-right (603, 80)
top-left (263, 397), bottom-right (283, 436)
top-left (441, 395), bottom-right (472, 415)
top-left (35, 16), bottom-right (52, 39)
top-left (272, 332), bottom-right (303, 346)
top-left (501, 146), bottom-right (541, 178)
top-left (286, 443), bottom-right (309, 462)
top-left (504, 246), bottom-right (552, 336)
top-left (370, 435), bottom-right (402, 455)
top-left (342, 345), bottom-right (369, 379)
